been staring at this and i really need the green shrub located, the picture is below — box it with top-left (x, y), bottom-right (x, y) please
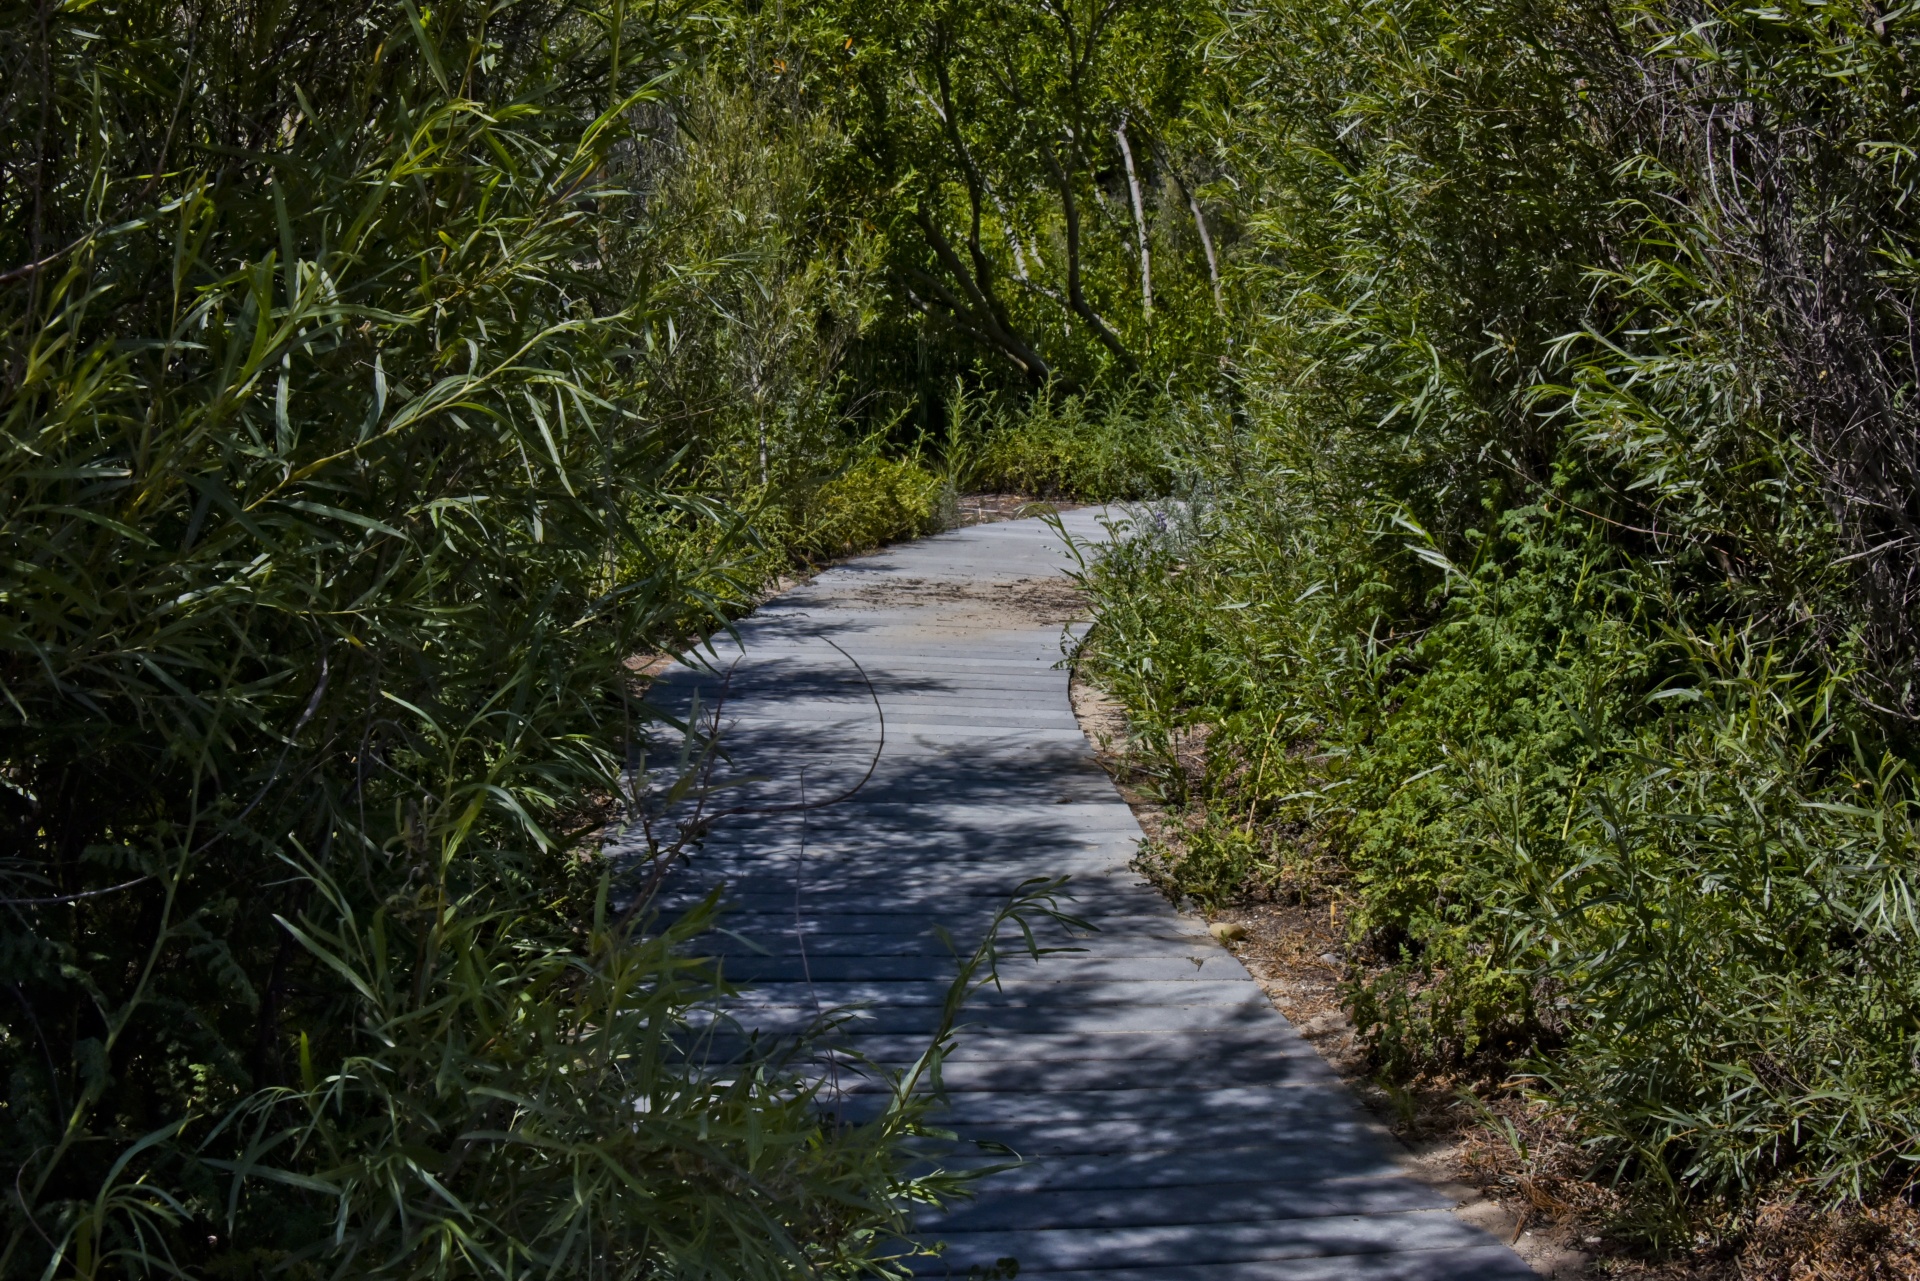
top-left (1532, 644), bottom-right (1920, 1228)
top-left (963, 385), bottom-right (1178, 501)
top-left (1068, 0), bottom-right (1920, 1239)
top-left (1133, 821), bottom-right (1273, 912)
top-left (1083, 488), bottom-right (1920, 1232)
top-left (793, 455), bottom-right (947, 561)
top-left (0, 0), bottom-right (967, 1274)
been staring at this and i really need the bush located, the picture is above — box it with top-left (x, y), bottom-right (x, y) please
top-left (0, 0), bottom-right (962, 1273)
top-left (961, 385), bottom-right (1179, 501)
top-left (1535, 644), bottom-right (1920, 1229)
top-left (1083, 486), bottom-right (1920, 1236)
top-left (1068, 0), bottom-right (1920, 1238)
top-left (793, 455), bottom-right (948, 561)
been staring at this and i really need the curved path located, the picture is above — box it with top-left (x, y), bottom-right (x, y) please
top-left (641, 509), bottom-right (1533, 1280)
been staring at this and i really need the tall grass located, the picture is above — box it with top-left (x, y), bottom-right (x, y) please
top-left (945, 380), bottom-right (1181, 501)
top-left (1069, 0), bottom-right (1920, 1243)
top-left (0, 0), bottom-right (989, 1274)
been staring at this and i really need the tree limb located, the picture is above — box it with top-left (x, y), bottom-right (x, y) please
top-left (1116, 115), bottom-right (1152, 319)
top-left (1150, 134), bottom-right (1222, 314)
top-left (1036, 137), bottom-right (1136, 370)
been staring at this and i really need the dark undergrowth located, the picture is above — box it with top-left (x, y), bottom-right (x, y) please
top-left (0, 0), bottom-right (1076, 1274)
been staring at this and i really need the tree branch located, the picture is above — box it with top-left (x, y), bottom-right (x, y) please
top-left (1037, 137), bottom-right (1136, 371)
top-left (1116, 115), bottom-right (1152, 319)
top-left (1150, 134), bottom-right (1222, 314)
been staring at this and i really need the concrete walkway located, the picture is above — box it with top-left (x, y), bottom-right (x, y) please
top-left (640, 509), bottom-right (1534, 1280)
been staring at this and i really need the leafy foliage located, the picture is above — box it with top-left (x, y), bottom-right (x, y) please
top-left (1067, 0), bottom-right (1920, 1242)
top-left (745, 0), bottom-right (1229, 396)
top-left (10, 0), bottom-right (1920, 1262)
top-left (0, 0), bottom-right (985, 1275)
top-left (958, 381), bottom-right (1178, 499)
top-left (793, 453), bottom-right (947, 559)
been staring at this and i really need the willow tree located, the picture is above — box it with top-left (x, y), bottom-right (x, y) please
top-left (757, 0), bottom-right (1227, 389)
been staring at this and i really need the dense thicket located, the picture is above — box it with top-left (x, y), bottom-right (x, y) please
top-left (667, 0), bottom-right (1920, 1240)
top-left (0, 1), bottom-right (1002, 1274)
top-left (9, 0), bottom-right (1920, 1267)
top-left (1072, 0), bottom-right (1920, 1244)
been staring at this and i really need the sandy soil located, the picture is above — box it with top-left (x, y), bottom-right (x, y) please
top-left (950, 492), bottom-right (1079, 527)
top-left (801, 573), bottom-right (1089, 627)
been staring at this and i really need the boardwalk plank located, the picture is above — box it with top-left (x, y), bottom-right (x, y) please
top-left (958, 1247), bottom-right (1539, 1280)
top-left (909, 1149), bottom-right (1416, 1191)
top-left (811, 1055), bottom-right (1341, 1093)
top-left (618, 510), bottom-right (1530, 1280)
top-left (918, 1178), bottom-right (1451, 1230)
top-left (712, 957), bottom-right (1246, 981)
top-left (727, 978), bottom-right (1268, 1006)
top-left (691, 1028), bottom-right (1329, 1066)
top-left (847, 1085), bottom-right (1382, 1125)
top-left (918, 1210), bottom-right (1499, 1269)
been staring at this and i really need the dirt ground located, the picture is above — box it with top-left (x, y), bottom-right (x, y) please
top-left (799, 573), bottom-right (1088, 627)
top-left (1062, 664), bottom-right (1920, 1281)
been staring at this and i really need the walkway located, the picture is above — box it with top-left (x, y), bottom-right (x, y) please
top-left (641, 509), bottom-right (1534, 1280)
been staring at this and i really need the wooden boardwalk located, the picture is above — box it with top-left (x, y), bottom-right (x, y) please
top-left (639, 510), bottom-right (1535, 1280)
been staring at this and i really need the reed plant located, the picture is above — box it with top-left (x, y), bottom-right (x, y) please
top-left (0, 0), bottom-right (997, 1274)
top-left (1067, 0), bottom-right (1920, 1244)
top-left (948, 381), bottom-right (1179, 500)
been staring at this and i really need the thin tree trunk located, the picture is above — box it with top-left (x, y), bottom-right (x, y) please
top-left (1150, 136), bottom-right (1223, 314)
top-left (933, 59), bottom-right (1027, 350)
top-left (992, 47), bottom-right (1131, 369)
top-left (911, 213), bottom-right (1051, 380)
top-left (1187, 185), bottom-right (1221, 314)
top-left (1037, 138), bottom-right (1136, 371)
top-left (988, 186), bottom-right (1035, 278)
top-left (926, 63), bottom-right (1042, 284)
top-left (1115, 117), bottom-right (1151, 319)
